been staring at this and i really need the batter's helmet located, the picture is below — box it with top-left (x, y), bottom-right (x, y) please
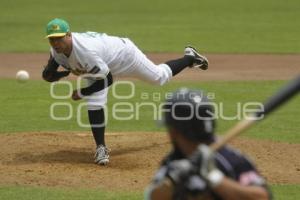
top-left (163, 88), bottom-right (215, 141)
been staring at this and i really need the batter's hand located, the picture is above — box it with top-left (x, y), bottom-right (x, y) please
top-left (166, 159), bottom-right (210, 199)
top-left (166, 159), bottom-right (194, 185)
top-left (191, 145), bottom-right (224, 188)
top-left (72, 90), bottom-right (82, 101)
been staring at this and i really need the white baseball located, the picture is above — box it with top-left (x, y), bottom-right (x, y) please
top-left (16, 70), bottom-right (30, 83)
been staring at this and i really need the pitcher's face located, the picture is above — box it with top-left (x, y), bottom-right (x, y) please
top-left (48, 33), bottom-right (72, 55)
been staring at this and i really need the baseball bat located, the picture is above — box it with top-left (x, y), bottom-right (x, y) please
top-left (211, 75), bottom-right (300, 151)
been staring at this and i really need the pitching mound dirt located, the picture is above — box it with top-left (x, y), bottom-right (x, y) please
top-left (0, 132), bottom-right (299, 191)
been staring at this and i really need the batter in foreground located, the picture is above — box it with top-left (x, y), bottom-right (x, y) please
top-left (145, 88), bottom-right (272, 200)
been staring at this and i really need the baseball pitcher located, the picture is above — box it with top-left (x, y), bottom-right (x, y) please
top-left (42, 18), bottom-right (209, 165)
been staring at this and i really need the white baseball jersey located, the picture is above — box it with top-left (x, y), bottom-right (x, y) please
top-left (51, 32), bottom-right (172, 109)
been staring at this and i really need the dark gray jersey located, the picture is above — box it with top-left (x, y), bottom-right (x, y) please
top-left (148, 145), bottom-right (271, 200)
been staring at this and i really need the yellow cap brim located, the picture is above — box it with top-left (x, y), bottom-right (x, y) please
top-left (45, 33), bottom-right (67, 38)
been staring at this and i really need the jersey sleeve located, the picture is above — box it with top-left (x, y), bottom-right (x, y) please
top-left (216, 147), bottom-right (267, 187)
top-left (42, 53), bottom-right (70, 82)
top-left (50, 48), bottom-right (69, 69)
top-left (50, 48), bottom-right (61, 65)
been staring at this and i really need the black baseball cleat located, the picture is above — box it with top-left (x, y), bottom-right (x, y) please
top-left (184, 46), bottom-right (209, 70)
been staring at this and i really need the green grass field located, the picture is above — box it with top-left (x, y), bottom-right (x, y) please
top-left (0, 186), bottom-right (143, 200)
top-left (0, 79), bottom-right (300, 199)
top-left (1, 79), bottom-right (300, 143)
top-left (0, 0), bottom-right (299, 53)
top-left (1, 184), bottom-right (300, 200)
top-left (1, 0), bottom-right (299, 199)
top-left (0, 184), bottom-right (299, 200)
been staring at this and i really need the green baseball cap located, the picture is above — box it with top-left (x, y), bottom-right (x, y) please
top-left (46, 18), bottom-right (70, 38)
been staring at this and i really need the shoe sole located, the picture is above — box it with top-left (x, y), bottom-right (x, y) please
top-left (185, 46), bottom-right (209, 70)
top-left (96, 158), bottom-right (109, 165)
top-left (193, 59), bottom-right (208, 70)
